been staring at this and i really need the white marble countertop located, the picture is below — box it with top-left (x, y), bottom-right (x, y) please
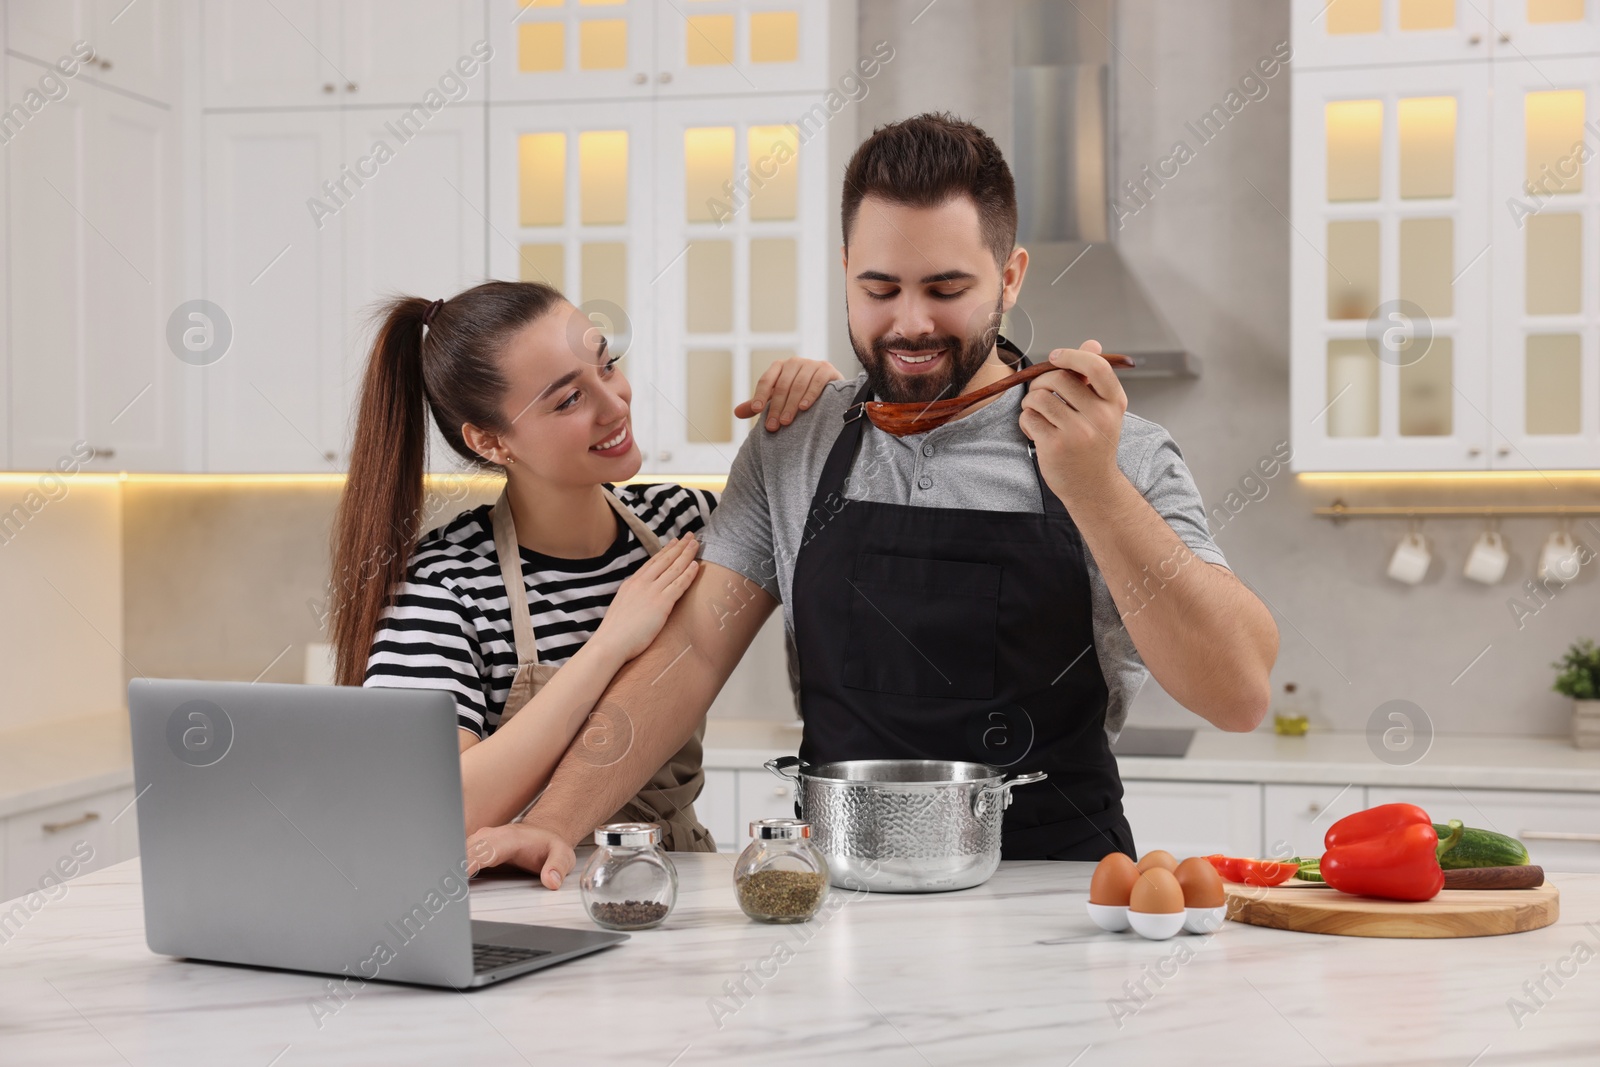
top-left (704, 718), bottom-right (1600, 792)
top-left (3, 854), bottom-right (1596, 1065)
top-left (0, 711), bottom-right (133, 819)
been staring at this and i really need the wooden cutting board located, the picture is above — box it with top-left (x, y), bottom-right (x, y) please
top-left (1223, 880), bottom-right (1560, 938)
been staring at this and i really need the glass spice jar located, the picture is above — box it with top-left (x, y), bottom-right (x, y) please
top-left (733, 819), bottom-right (829, 924)
top-left (579, 823), bottom-right (677, 931)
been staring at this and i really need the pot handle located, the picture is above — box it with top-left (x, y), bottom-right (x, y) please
top-left (972, 770), bottom-right (1049, 819)
top-left (765, 755), bottom-right (806, 782)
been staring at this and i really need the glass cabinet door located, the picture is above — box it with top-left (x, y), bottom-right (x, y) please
top-left (489, 0), bottom-right (657, 102)
top-left (488, 102), bottom-right (660, 460)
top-left (1490, 0), bottom-right (1600, 57)
top-left (1291, 66), bottom-right (1492, 470)
top-left (649, 96), bottom-right (826, 474)
top-left (1292, 0), bottom-right (1494, 68)
top-left (1489, 57), bottom-right (1600, 469)
top-left (653, 0), bottom-right (828, 96)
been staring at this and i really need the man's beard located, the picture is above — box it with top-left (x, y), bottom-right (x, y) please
top-left (849, 294), bottom-right (1006, 405)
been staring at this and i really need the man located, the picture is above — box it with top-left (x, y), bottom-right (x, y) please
top-left (470, 113), bottom-right (1278, 886)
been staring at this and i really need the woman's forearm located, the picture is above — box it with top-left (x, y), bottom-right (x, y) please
top-left (459, 636), bottom-right (630, 833)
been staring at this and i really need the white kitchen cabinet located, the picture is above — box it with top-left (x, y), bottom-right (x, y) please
top-left (200, 0), bottom-right (340, 109)
top-left (340, 105), bottom-right (488, 473)
top-left (1367, 785), bottom-right (1600, 873)
top-left (2, 785), bottom-right (139, 903)
top-left (649, 94), bottom-right (827, 474)
top-left (1121, 781), bottom-right (1262, 858)
top-left (1491, 0), bottom-right (1600, 57)
top-left (1487, 54), bottom-right (1600, 469)
top-left (6, 0), bottom-right (178, 104)
top-left (6, 65), bottom-right (183, 472)
top-left (1290, 63), bottom-right (1493, 471)
top-left (699, 768), bottom-right (739, 852)
top-left (202, 110), bottom-right (345, 472)
top-left (490, 91), bottom-right (829, 476)
top-left (338, 1), bottom-right (489, 107)
top-left (1261, 783), bottom-right (1368, 860)
top-left (203, 0), bottom-right (486, 110)
top-left (651, 0), bottom-right (832, 98)
top-left (1290, 0), bottom-right (1495, 70)
top-left (1291, 18), bottom-right (1600, 471)
top-left (488, 99), bottom-right (663, 465)
top-left (488, 0), bottom-right (834, 105)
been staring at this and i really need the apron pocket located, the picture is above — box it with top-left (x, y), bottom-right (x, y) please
top-left (841, 552), bottom-right (1000, 700)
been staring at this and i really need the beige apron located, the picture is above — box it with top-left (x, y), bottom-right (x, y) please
top-left (489, 488), bottom-right (714, 852)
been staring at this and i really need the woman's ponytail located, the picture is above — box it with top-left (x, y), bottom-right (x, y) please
top-left (330, 297), bottom-right (434, 687)
top-left (328, 281), bottom-right (567, 687)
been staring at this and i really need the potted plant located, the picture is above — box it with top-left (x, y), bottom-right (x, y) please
top-left (1552, 639), bottom-right (1600, 749)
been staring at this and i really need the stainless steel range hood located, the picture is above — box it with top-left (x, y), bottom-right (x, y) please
top-left (1008, 0), bottom-right (1198, 378)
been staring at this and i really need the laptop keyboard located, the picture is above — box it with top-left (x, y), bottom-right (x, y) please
top-left (472, 943), bottom-right (553, 973)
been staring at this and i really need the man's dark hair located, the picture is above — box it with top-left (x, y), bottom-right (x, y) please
top-left (840, 112), bottom-right (1017, 269)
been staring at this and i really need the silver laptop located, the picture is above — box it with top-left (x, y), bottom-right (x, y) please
top-left (127, 678), bottom-right (625, 989)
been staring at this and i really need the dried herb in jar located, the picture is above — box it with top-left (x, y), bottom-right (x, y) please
top-left (736, 869), bottom-right (827, 921)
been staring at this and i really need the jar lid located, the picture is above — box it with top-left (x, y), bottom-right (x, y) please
top-left (749, 818), bottom-right (811, 840)
top-left (594, 822), bottom-right (661, 847)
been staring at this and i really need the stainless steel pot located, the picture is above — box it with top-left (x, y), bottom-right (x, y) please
top-left (764, 756), bottom-right (1047, 893)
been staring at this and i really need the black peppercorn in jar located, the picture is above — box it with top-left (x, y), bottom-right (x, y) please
top-left (733, 819), bottom-right (829, 923)
top-left (580, 823), bottom-right (677, 931)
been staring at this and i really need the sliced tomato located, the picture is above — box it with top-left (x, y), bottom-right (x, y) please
top-left (1203, 854), bottom-right (1299, 886)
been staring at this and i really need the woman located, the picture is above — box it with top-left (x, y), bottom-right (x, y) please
top-left (329, 280), bottom-right (839, 884)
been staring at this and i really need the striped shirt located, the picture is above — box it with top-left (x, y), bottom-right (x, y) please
top-left (363, 482), bottom-right (718, 737)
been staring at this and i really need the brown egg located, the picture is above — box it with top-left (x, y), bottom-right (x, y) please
top-left (1135, 849), bottom-right (1178, 874)
top-left (1174, 856), bottom-right (1226, 909)
top-left (1089, 852), bottom-right (1140, 906)
top-left (1129, 868), bottom-right (1186, 914)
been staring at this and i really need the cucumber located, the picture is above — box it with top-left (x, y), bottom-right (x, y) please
top-left (1434, 820), bottom-right (1530, 869)
top-left (1289, 857), bottom-right (1324, 882)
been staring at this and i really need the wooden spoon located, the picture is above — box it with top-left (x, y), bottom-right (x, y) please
top-left (858, 353), bottom-right (1136, 437)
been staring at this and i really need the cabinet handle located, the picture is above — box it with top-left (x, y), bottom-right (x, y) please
top-left (1496, 446), bottom-right (1511, 457)
top-left (633, 72), bottom-right (649, 85)
top-left (324, 450), bottom-right (338, 461)
top-left (42, 811), bottom-right (100, 834)
top-left (1520, 830), bottom-right (1600, 843)
top-left (1498, 32), bottom-right (1510, 43)
top-left (1467, 446), bottom-right (1481, 457)
top-left (657, 71), bottom-right (673, 84)
top-left (346, 82), bottom-right (358, 93)
top-left (1467, 33), bottom-right (1482, 45)
top-left (1306, 802), bottom-right (1322, 814)
top-left (98, 58), bottom-right (113, 71)
top-left (657, 450), bottom-right (672, 462)
top-left (88, 445), bottom-right (115, 460)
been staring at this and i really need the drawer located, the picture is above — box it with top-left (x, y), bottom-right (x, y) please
top-left (737, 768), bottom-right (800, 835)
top-left (1122, 780), bottom-right (1262, 858)
top-left (698, 769), bottom-right (738, 853)
top-left (1367, 786), bottom-right (1600, 873)
top-left (4, 786), bottom-right (140, 902)
top-left (1263, 784), bottom-right (1368, 860)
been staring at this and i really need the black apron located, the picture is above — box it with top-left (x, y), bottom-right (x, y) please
top-left (789, 338), bottom-right (1135, 861)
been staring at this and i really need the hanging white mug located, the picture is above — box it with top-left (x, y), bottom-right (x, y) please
top-left (1463, 528), bottom-right (1509, 585)
top-left (1537, 529), bottom-right (1582, 583)
top-left (1387, 529), bottom-right (1432, 585)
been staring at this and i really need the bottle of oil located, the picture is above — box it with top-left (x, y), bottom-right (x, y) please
top-left (1273, 682), bottom-right (1309, 736)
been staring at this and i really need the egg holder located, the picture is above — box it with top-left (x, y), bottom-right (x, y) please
top-left (1085, 901), bottom-right (1227, 940)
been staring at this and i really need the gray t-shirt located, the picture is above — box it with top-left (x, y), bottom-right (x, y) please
top-left (697, 371), bottom-right (1228, 736)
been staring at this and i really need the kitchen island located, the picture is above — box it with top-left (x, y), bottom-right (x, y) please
top-left (4, 855), bottom-right (1596, 1065)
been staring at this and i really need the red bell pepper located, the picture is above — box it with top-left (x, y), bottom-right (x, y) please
top-left (1202, 854), bottom-right (1300, 886)
top-left (1320, 803), bottom-right (1444, 902)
